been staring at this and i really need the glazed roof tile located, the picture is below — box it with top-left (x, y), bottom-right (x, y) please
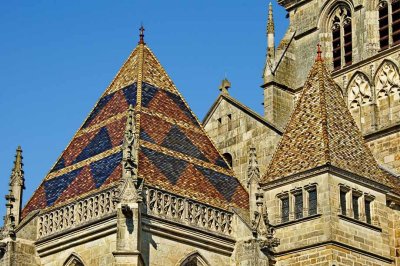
top-left (22, 42), bottom-right (249, 218)
top-left (261, 58), bottom-right (399, 194)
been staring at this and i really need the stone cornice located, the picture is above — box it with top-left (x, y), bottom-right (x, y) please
top-left (142, 215), bottom-right (235, 256)
top-left (261, 165), bottom-right (392, 194)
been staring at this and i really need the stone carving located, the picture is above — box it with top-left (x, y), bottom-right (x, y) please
top-left (348, 73), bottom-right (372, 109)
top-left (146, 187), bottom-right (233, 235)
top-left (331, 6), bottom-right (351, 30)
top-left (376, 61), bottom-right (400, 98)
top-left (114, 104), bottom-right (142, 205)
top-left (38, 188), bottom-right (117, 238)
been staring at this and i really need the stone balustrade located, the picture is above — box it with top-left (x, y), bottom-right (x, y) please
top-left (38, 188), bottom-right (117, 238)
top-left (145, 187), bottom-right (233, 236)
top-left (37, 186), bottom-right (234, 239)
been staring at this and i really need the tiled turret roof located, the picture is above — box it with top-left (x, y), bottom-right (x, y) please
top-left (22, 37), bottom-right (249, 218)
top-left (261, 55), bottom-right (399, 193)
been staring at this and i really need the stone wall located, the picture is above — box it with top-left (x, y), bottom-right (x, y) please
top-left (262, 172), bottom-right (395, 265)
top-left (141, 231), bottom-right (231, 266)
top-left (39, 234), bottom-right (116, 266)
top-left (366, 131), bottom-right (400, 173)
top-left (203, 97), bottom-right (281, 185)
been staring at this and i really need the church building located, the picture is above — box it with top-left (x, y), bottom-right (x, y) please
top-left (1, 0), bottom-right (400, 265)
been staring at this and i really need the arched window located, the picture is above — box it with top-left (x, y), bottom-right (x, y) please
top-left (379, 1), bottom-right (390, 50)
top-left (222, 153), bottom-right (233, 167)
top-left (63, 253), bottom-right (85, 266)
top-left (379, 0), bottom-right (400, 49)
top-left (331, 6), bottom-right (352, 70)
top-left (179, 251), bottom-right (210, 266)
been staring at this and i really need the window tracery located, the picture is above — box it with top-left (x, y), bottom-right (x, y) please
top-left (331, 6), bottom-right (352, 70)
top-left (376, 61), bottom-right (400, 98)
top-left (348, 73), bottom-right (373, 109)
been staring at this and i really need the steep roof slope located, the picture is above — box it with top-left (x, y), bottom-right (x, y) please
top-left (261, 55), bottom-right (398, 192)
top-left (22, 38), bottom-right (249, 218)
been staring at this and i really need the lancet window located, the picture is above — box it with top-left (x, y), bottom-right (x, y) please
top-left (308, 188), bottom-right (318, 216)
top-left (331, 6), bottom-right (352, 70)
top-left (379, 0), bottom-right (400, 49)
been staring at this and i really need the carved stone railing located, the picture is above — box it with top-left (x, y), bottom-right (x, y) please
top-left (37, 186), bottom-right (234, 239)
top-left (145, 187), bottom-right (233, 236)
top-left (38, 188), bottom-right (117, 238)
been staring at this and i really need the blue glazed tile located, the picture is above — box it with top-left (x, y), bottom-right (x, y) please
top-left (123, 83), bottom-right (137, 106)
top-left (73, 127), bottom-right (113, 164)
top-left (161, 126), bottom-right (208, 162)
top-left (90, 152), bottom-right (122, 188)
top-left (51, 157), bottom-right (66, 172)
top-left (141, 82), bottom-right (159, 107)
top-left (44, 168), bottom-right (83, 206)
top-left (142, 147), bottom-right (187, 185)
top-left (195, 165), bottom-right (239, 202)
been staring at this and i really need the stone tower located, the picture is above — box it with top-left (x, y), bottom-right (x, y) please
top-left (260, 50), bottom-right (400, 265)
top-left (263, 0), bottom-right (400, 172)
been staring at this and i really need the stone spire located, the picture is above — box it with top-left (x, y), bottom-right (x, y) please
top-left (263, 2), bottom-right (276, 83)
top-left (8, 146), bottom-right (24, 227)
top-left (267, 2), bottom-right (275, 34)
top-left (219, 78), bottom-right (231, 95)
top-left (2, 146), bottom-right (25, 238)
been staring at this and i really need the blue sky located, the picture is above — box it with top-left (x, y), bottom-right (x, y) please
top-left (0, 1), bottom-right (288, 220)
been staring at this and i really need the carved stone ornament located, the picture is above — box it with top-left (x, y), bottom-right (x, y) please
top-left (247, 147), bottom-right (260, 186)
top-left (348, 74), bottom-right (372, 109)
top-left (114, 105), bottom-right (142, 204)
top-left (376, 62), bottom-right (400, 98)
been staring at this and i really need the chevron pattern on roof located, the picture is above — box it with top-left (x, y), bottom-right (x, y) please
top-left (22, 42), bottom-right (248, 218)
top-left (262, 58), bottom-right (398, 192)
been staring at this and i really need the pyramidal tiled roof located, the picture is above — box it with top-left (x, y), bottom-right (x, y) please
top-left (261, 56), bottom-right (399, 192)
top-left (22, 38), bottom-right (249, 218)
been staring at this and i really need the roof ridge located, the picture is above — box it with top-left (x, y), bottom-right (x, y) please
top-left (318, 62), bottom-right (331, 164)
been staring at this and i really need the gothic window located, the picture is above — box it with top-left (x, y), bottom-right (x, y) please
top-left (340, 189), bottom-right (347, 215)
top-left (281, 196), bottom-right (290, 223)
top-left (331, 6), bottom-right (352, 70)
top-left (352, 194), bottom-right (360, 220)
top-left (223, 153), bottom-right (233, 167)
top-left (379, 1), bottom-right (390, 50)
top-left (227, 114), bottom-right (232, 130)
top-left (294, 191), bottom-right (303, 219)
top-left (179, 252), bottom-right (210, 266)
top-left (63, 253), bottom-right (85, 266)
top-left (379, 0), bottom-right (400, 49)
top-left (308, 188), bottom-right (318, 216)
top-left (217, 117), bottom-right (222, 126)
top-left (393, 0), bottom-right (400, 44)
top-left (365, 198), bottom-right (372, 224)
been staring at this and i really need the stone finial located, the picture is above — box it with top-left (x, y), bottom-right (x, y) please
top-left (10, 146), bottom-right (24, 188)
top-left (219, 78), bottom-right (231, 95)
top-left (247, 147), bottom-right (260, 185)
top-left (139, 24), bottom-right (145, 45)
top-left (2, 146), bottom-right (26, 232)
top-left (267, 2), bottom-right (274, 35)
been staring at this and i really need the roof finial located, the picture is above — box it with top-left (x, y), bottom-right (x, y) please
top-left (219, 78), bottom-right (231, 95)
top-left (316, 43), bottom-right (323, 61)
top-left (139, 24), bottom-right (145, 45)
